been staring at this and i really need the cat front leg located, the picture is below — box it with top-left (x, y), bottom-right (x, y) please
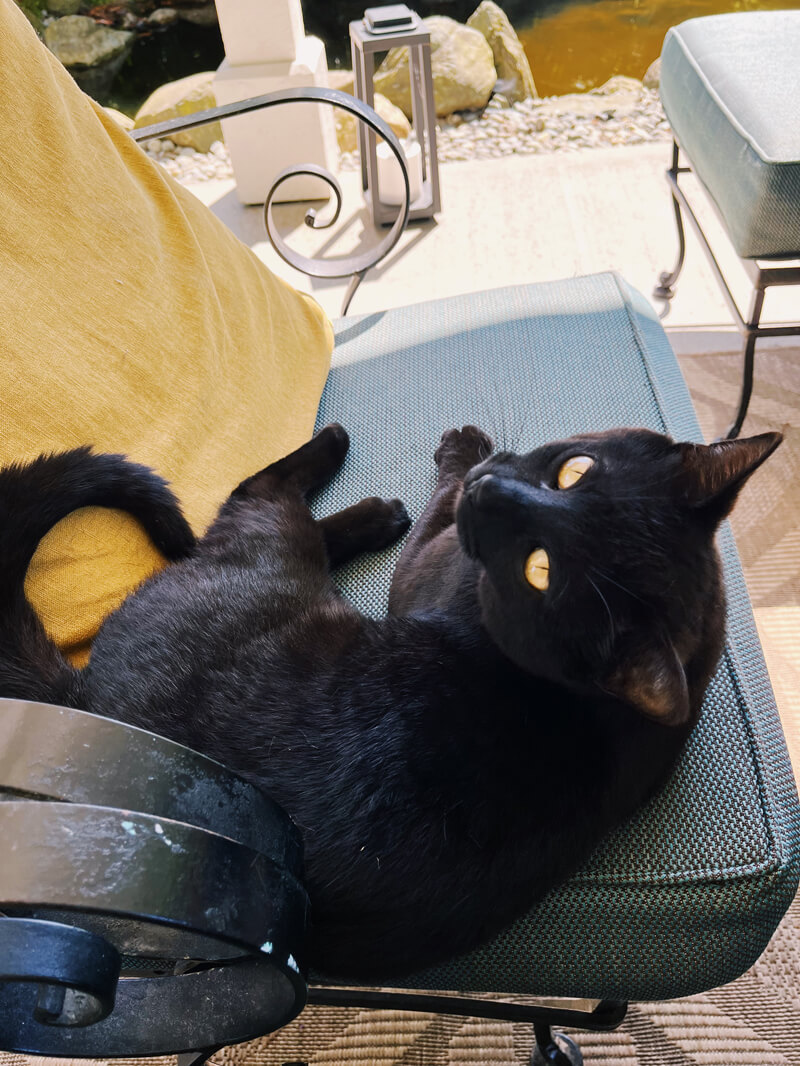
top-left (433, 425), bottom-right (494, 483)
top-left (388, 426), bottom-right (492, 616)
top-left (403, 425), bottom-right (493, 549)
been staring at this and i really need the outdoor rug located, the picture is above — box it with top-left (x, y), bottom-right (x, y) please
top-left (1, 343), bottom-right (798, 1066)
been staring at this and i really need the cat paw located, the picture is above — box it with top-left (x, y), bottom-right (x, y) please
top-left (363, 497), bottom-right (412, 550)
top-left (320, 496), bottom-right (411, 567)
top-left (263, 423), bottom-right (350, 496)
top-left (435, 426), bottom-right (493, 478)
top-left (314, 423), bottom-right (350, 471)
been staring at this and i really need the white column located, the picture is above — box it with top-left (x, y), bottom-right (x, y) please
top-left (213, 0), bottom-right (338, 205)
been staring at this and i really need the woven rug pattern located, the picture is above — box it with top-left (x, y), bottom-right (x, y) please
top-left (1, 344), bottom-right (798, 1065)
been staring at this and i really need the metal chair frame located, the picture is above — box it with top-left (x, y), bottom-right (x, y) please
top-left (654, 138), bottom-right (800, 439)
top-left (130, 88), bottom-right (411, 317)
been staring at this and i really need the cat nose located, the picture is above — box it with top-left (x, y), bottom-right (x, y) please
top-left (466, 473), bottom-right (537, 514)
top-left (465, 473), bottom-right (496, 506)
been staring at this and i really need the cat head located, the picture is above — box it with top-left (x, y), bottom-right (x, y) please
top-left (456, 428), bottom-right (781, 726)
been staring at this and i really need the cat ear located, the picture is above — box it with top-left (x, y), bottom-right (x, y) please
top-left (676, 432), bottom-right (782, 521)
top-left (604, 639), bottom-right (690, 725)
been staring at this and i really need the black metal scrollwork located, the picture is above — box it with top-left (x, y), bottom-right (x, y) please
top-left (131, 87), bottom-right (411, 315)
top-left (0, 699), bottom-right (308, 1057)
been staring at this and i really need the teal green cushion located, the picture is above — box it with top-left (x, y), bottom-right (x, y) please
top-left (310, 272), bottom-right (800, 1000)
top-left (660, 12), bottom-right (800, 259)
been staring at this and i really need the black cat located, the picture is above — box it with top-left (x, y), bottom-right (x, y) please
top-left (0, 424), bottom-right (781, 977)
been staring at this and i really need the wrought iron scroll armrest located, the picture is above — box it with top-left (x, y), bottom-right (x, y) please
top-left (131, 88), bottom-right (411, 315)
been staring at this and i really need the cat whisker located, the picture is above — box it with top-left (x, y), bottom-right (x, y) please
top-left (587, 575), bottom-right (616, 641)
top-left (589, 566), bottom-right (647, 606)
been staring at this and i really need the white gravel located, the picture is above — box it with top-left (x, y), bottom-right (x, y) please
top-left (435, 88), bottom-right (671, 161)
top-left (144, 86), bottom-right (671, 185)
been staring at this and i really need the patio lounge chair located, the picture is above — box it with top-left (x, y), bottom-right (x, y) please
top-left (654, 11), bottom-right (800, 439)
top-left (1, 2), bottom-right (798, 1063)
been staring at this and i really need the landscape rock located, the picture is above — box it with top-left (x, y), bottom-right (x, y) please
top-left (374, 15), bottom-right (496, 119)
top-left (134, 71), bottom-right (221, 152)
top-left (590, 75), bottom-right (643, 96)
top-left (146, 85), bottom-right (673, 184)
top-left (144, 137), bottom-right (232, 184)
top-left (643, 57), bottom-right (661, 91)
top-left (46, 0), bottom-right (82, 14)
top-left (467, 1), bottom-right (537, 102)
top-left (174, 1), bottom-right (218, 26)
top-left (103, 106), bottom-right (135, 131)
top-left (334, 92), bottom-right (410, 153)
top-left (44, 15), bottom-right (133, 98)
top-left (528, 76), bottom-right (643, 122)
top-left (44, 15), bottom-right (133, 68)
top-left (328, 69), bottom-right (355, 94)
top-left (147, 7), bottom-right (180, 28)
top-left (431, 86), bottom-right (670, 161)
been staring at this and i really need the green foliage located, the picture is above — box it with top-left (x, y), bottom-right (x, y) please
top-left (15, 0), bottom-right (47, 34)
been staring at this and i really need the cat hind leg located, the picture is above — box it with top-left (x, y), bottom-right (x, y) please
top-left (319, 497), bottom-right (411, 569)
top-left (234, 424), bottom-right (350, 501)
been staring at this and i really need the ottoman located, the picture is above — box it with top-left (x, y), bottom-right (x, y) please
top-left (655, 12), bottom-right (800, 438)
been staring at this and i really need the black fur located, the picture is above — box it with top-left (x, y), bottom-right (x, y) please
top-left (0, 447), bottom-right (195, 705)
top-left (0, 425), bottom-right (781, 978)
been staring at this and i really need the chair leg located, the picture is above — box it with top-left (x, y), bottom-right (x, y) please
top-left (654, 141), bottom-right (687, 305)
top-left (531, 1022), bottom-right (583, 1065)
top-left (177, 1049), bottom-right (224, 1066)
top-left (724, 334), bottom-right (757, 439)
top-left (724, 287), bottom-right (765, 439)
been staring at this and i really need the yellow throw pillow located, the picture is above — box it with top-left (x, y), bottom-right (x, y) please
top-left (0, 0), bottom-right (334, 663)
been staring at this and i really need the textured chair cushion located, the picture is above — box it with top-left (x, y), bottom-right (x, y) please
top-left (310, 272), bottom-right (800, 1000)
top-left (660, 12), bottom-right (800, 259)
top-left (0, 0), bottom-right (333, 663)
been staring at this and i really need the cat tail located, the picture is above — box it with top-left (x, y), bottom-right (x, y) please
top-left (0, 446), bottom-right (196, 707)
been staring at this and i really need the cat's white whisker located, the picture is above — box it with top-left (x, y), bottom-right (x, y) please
top-left (589, 566), bottom-right (647, 605)
top-left (588, 575), bottom-right (616, 640)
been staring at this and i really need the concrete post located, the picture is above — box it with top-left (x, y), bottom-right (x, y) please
top-left (213, 0), bottom-right (338, 204)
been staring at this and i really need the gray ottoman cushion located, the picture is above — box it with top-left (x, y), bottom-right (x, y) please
top-left (310, 273), bottom-right (800, 1000)
top-left (661, 11), bottom-right (800, 259)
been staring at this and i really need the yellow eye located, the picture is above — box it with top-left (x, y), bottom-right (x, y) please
top-left (557, 455), bottom-right (594, 489)
top-left (524, 548), bottom-right (550, 591)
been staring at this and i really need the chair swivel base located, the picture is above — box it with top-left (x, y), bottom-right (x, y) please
top-left (303, 987), bottom-right (625, 1066)
top-left (531, 1030), bottom-right (583, 1066)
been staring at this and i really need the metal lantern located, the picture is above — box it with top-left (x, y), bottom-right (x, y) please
top-left (350, 6), bottom-right (441, 225)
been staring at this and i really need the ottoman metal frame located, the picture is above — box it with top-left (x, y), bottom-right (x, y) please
top-left (655, 138), bottom-right (800, 439)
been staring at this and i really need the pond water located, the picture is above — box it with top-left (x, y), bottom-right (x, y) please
top-left (103, 22), bottom-right (224, 116)
top-left (517, 0), bottom-right (800, 95)
top-left (101, 0), bottom-right (800, 115)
